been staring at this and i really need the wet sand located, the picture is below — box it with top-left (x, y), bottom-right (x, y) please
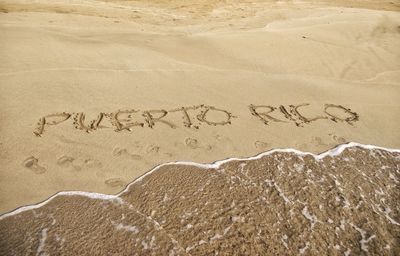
top-left (1, 143), bottom-right (399, 255)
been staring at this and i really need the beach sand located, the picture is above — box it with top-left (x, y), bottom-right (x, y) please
top-left (0, 0), bottom-right (399, 229)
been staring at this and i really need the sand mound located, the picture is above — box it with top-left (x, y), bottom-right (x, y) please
top-left (1, 143), bottom-right (399, 255)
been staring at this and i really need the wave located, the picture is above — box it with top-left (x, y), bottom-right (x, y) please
top-left (0, 142), bottom-right (399, 255)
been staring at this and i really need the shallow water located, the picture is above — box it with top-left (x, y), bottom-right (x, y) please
top-left (1, 143), bottom-right (399, 255)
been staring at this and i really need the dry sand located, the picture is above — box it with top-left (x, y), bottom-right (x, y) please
top-left (1, 144), bottom-right (399, 255)
top-left (0, 0), bottom-right (399, 220)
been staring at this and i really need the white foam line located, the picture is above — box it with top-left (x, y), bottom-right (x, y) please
top-left (1, 142), bottom-right (399, 220)
top-left (0, 191), bottom-right (121, 220)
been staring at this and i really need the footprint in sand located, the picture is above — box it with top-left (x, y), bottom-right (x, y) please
top-left (146, 145), bottom-right (160, 154)
top-left (57, 156), bottom-right (74, 167)
top-left (105, 178), bottom-right (125, 188)
top-left (184, 137), bottom-right (199, 149)
top-left (254, 141), bottom-right (269, 149)
top-left (57, 155), bottom-right (82, 171)
top-left (329, 134), bottom-right (346, 144)
top-left (22, 156), bottom-right (46, 174)
top-left (112, 147), bottom-right (142, 160)
top-left (112, 147), bottom-right (127, 157)
top-left (84, 159), bottom-right (103, 168)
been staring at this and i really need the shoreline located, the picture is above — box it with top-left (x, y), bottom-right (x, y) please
top-left (2, 141), bottom-right (399, 219)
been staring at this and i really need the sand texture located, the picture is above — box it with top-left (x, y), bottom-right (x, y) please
top-left (0, 0), bottom-right (399, 221)
top-left (1, 144), bottom-right (399, 255)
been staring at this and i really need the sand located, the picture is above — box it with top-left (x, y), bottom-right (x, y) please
top-left (1, 144), bottom-right (399, 255)
top-left (0, 0), bottom-right (399, 219)
top-left (1, 1), bottom-right (400, 255)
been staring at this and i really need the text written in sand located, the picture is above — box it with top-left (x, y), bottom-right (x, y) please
top-left (33, 103), bottom-right (359, 136)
